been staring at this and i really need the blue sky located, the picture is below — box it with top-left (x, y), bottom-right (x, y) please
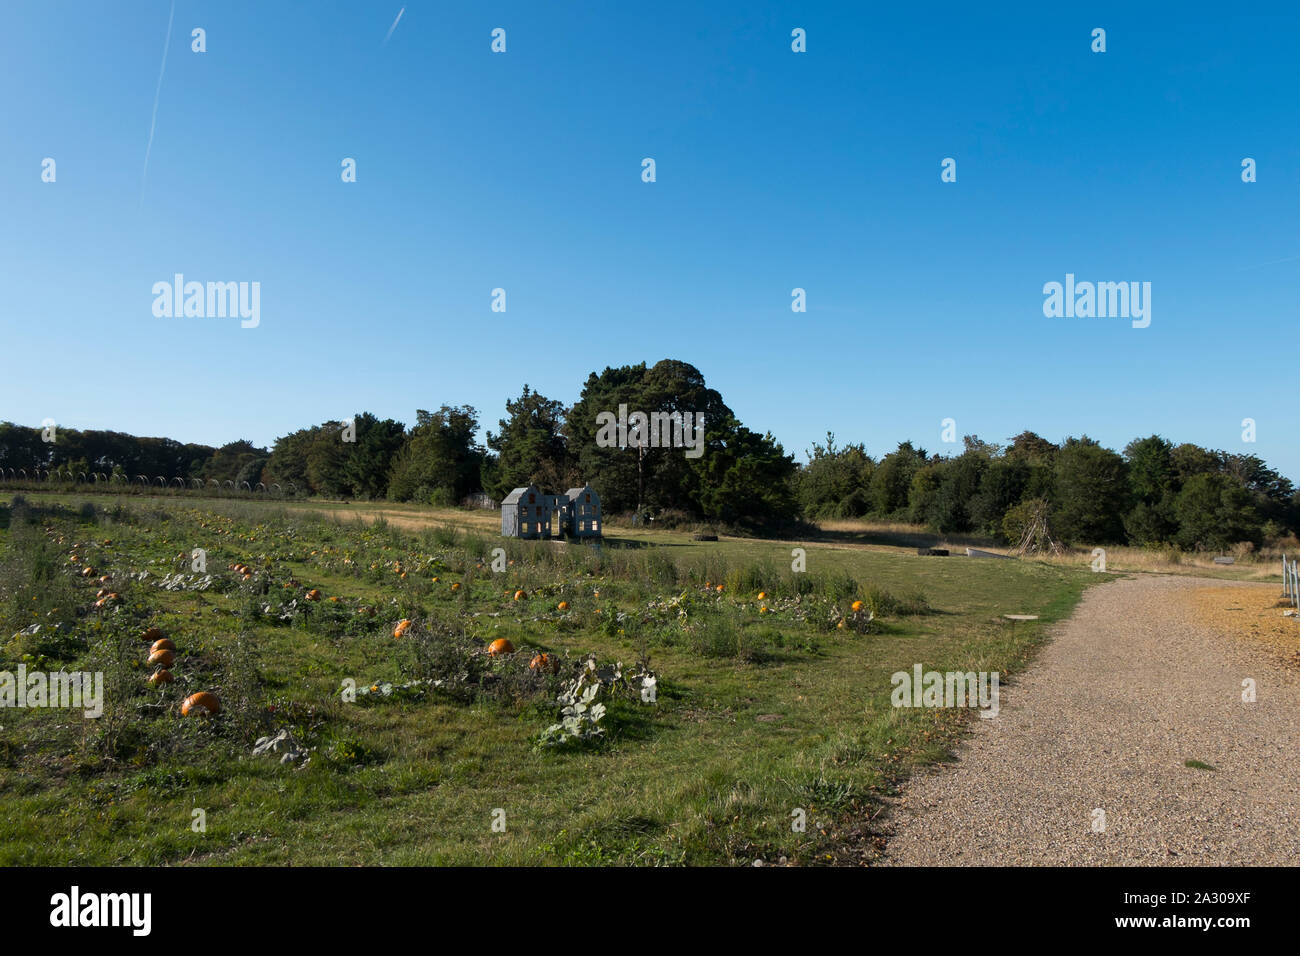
top-left (2, 2), bottom-right (1297, 479)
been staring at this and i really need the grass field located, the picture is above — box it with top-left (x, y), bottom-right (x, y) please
top-left (0, 491), bottom-right (1098, 865)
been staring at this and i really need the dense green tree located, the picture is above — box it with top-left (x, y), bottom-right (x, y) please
top-left (1121, 435), bottom-right (1179, 545)
top-left (202, 440), bottom-right (268, 484)
top-left (1005, 431), bottom-right (1058, 465)
top-left (969, 457), bottom-right (1031, 538)
top-left (926, 450), bottom-right (989, 533)
top-left (796, 433), bottom-right (875, 519)
top-left (907, 462), bottom-right (943, 524)
top-left (564, 360), bottom-right (795, 523)
top-left (1123, 497), bottom-right (1178, 545)
top-left (304, 423), bottom-right (350, 497)
top-left (485, 387), bottom-right (569, 501)
top-left (1170, 442), bottom-right (1221, 486)
top-left (341, 413), bottom-right (405, 500)
top-left (869, 441), bottom-right (928, 517)
top-left (263, 427), bottom-right (316, 491)
top-left (1124, 435), bottom-right (1177, 502)
top-left (693, 417), bottom-right (797, 526)
top-left (1052, 438), bottom-right (1129, 544)
top-left (1174, 473), bottom-right (1262, 550)
top-left (0, 422), bottom-right (48, 472)
top-left (387, 406), bottom-right (485, 505)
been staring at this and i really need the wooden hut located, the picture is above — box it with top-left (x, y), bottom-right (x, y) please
top-left (501, 486), bottom-right (546, 539)
top-left (565, 485), bottom-right (602, 538)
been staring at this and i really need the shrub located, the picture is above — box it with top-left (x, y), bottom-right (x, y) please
top-left (815, 569), bottom-right (859, 602)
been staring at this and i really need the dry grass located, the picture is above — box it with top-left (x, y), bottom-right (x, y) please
top-left (1033, 541), bottom-right (1289, 581)
top-left (816, 518), bottom-right (1295, 582)
top-left (311, 507), bottom-right (1297, 584)
top-left (1188, 583), bottom-right (1300, 668)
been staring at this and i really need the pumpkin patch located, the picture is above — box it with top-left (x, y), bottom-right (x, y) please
top-left (0, 487), bottom-right (950, 868)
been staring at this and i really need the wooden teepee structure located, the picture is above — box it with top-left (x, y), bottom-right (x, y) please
top-left (1013, 499), bottom-right (1063, 556)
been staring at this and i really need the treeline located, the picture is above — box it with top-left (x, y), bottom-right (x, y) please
top-left (796, 432), bottom-right (1299, 550)
top-left (0, 361), bottom-right (798, 529)
top-left (0, 423), bottom-right (266, 486)
top-left (3, 358), bottom-right (1297, 548)
top-left (259, 360), bottom-right (797, 527)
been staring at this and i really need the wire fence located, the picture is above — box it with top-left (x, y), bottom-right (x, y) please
top-left (1284, 554), bottom-right (1300, 611)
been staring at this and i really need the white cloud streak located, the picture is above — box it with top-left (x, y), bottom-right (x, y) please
top-left (384, 7), bottom-right (405, 45)
top-left (141, 0), bottom-right (176, 203)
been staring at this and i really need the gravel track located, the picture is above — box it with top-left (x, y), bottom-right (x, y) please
top-left (881, 574), bottom-right (1300, 865)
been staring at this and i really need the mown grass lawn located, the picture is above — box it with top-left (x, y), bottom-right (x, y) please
top-left (0, 492), bottom-right (1096, 865)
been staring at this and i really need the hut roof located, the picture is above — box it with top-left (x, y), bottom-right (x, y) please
top-left (501, 486), bottom-right (537, 506)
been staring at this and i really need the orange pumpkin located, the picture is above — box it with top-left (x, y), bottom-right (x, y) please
top-left (557, 601), bottom-right (569, 611)
top-left (181, 692), bottom-right (221, 716)
top-left (451, 582), bottom-right (461, 591)
top-left (81, 567), bottom-right (96, 577)
top-left (149, 669), bottom-right (174, 685)
top-left (757, 591), bottom-right (767, 600)
top-left (530, 653), bottom-right (557, 673)
top-left (715, 584), bottom-right (724, 593)
top-left (850, 600), bottom-right (864, 613)
top-left (151, 638), bottom-right (176, 653)
top-left (305, 589), bottom-right (322, 601)
top-left (393, 619), bottom-right (412, 639)
top-left (142, 627), bottom-right (164, 642)
top-left (513, 590), bottom-right (526, 601)
top-left (488, 638), bottom-right (515, 656)
top-left (147, 649), bottom-right (175, 667)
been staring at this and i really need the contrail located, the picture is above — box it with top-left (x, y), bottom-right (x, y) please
top-left (384, 7), bottom-right (405, 44)
top-left (141, 0), bottom-right (175, 202)
top-left (1237, 253), bottom-right (1300, 272)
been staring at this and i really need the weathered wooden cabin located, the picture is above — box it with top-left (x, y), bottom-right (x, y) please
top-left (565, 485), bottom-right (602, 538)
top-left (501, 485), bottom-right (546, 539)
top-left (500, 484), bottom-right (602, 539)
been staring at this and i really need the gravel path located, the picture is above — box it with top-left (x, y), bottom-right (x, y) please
top-left (881, 574), bottom-right (1300, 865)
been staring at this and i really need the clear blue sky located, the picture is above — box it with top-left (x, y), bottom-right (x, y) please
top-left (3, 2), bottom-right (1297, 480)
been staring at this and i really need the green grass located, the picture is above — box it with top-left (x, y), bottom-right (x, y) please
top-left (1184, 759), bottom-right (1218, 772)
top-left (0, 492), bottom-right (1096, 865)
